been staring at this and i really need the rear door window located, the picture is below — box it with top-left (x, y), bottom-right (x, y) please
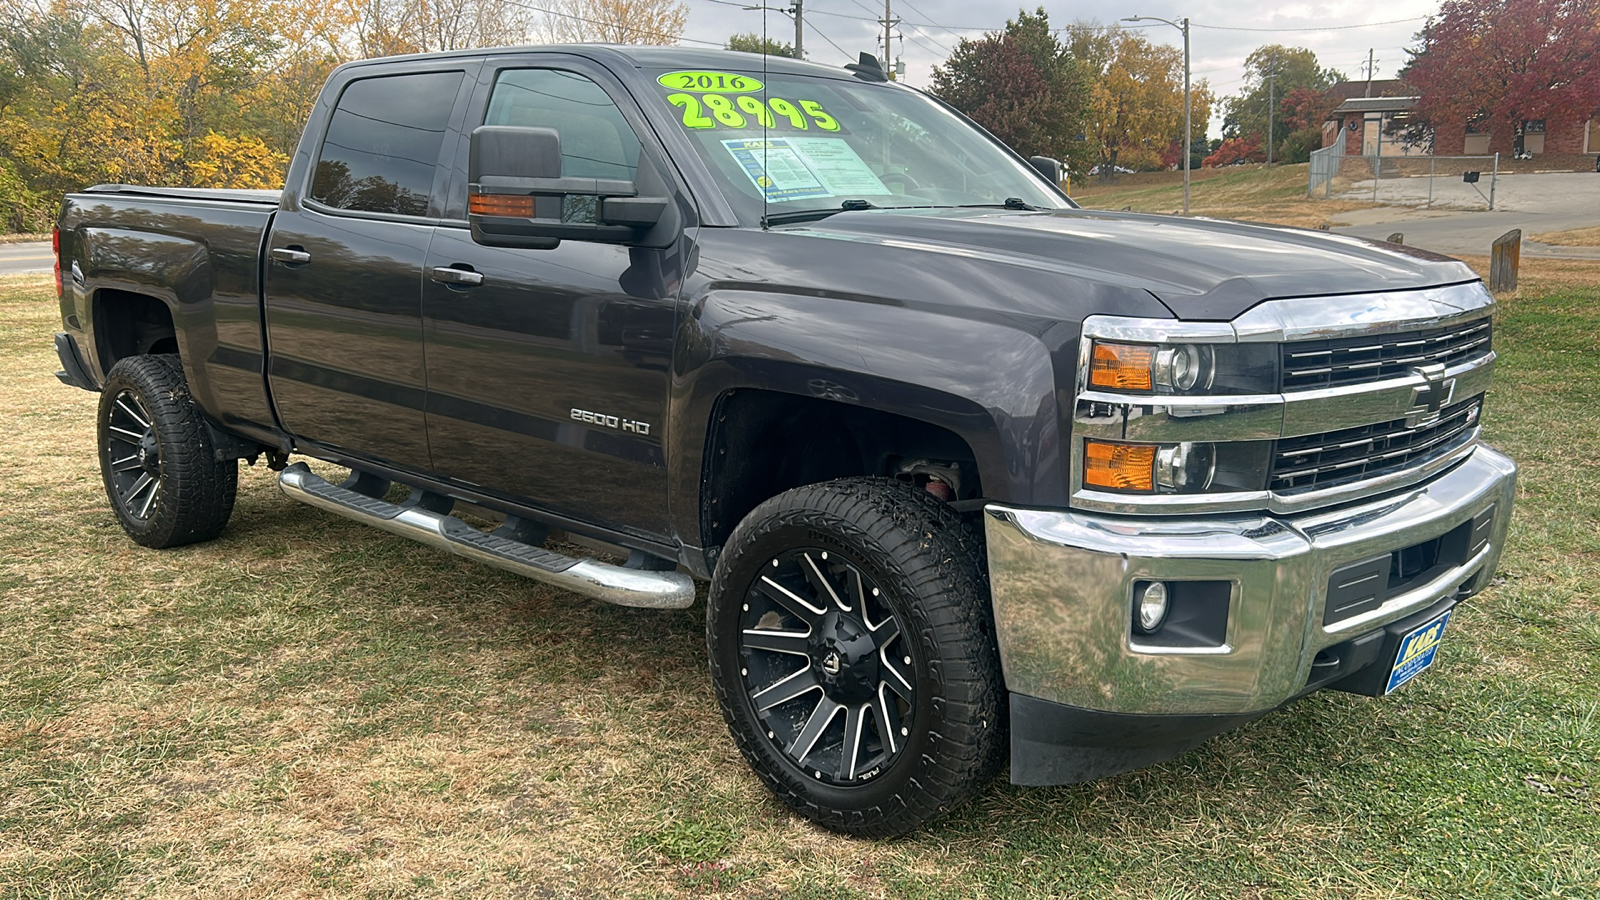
top-left (311, 71), bottom-right (464, 216)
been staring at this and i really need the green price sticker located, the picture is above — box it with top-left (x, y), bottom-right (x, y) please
top-left (665, 92), bottom-right (842, 133)
top-left (656, 70), bottom-right (765, 93)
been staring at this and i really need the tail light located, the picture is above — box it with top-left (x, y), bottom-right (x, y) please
top-left (52, 226), bottom-right (62, 296)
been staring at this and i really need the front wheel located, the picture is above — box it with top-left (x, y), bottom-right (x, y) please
top-left (98, 354), bottom-right (237, 548)
top-left (707, 478), bottom-right (1005, 837)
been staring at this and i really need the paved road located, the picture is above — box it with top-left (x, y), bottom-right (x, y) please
top-left (1331, 172), bottom-right (1600, 259)
top-left (0, 242), bottom-right (53, 276)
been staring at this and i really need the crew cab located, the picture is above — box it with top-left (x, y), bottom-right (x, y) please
top-left (52, 46), bottom-right (1516, 837)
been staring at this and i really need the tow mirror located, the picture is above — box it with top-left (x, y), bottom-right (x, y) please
top-left (467, 125), bottom-right (669, 249)
top-left (1029, 155), bottom-right (1063, 185)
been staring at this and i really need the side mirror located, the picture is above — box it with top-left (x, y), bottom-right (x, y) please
top-left (1029, 155), bottom-right (1063, 185)
top-left (468, 125), bottom-right (669, 249)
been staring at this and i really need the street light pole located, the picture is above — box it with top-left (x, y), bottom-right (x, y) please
top-left (1123, 14), bottom-right (1190, 216)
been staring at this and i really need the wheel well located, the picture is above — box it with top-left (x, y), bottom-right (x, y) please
top-left (701, 389), bottom-right (982, 550)
top-left (94, 289), bottom-right (177, 371)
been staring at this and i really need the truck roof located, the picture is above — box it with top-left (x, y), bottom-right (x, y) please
top-left (336, 44), bottom-right (867, 82)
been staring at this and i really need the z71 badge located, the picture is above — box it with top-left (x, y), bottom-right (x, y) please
top-left (571, 408), bottom-right (650, 436)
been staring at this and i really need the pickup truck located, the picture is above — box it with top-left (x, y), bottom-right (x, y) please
top-left (52, 45), bottom-right (1517, 837)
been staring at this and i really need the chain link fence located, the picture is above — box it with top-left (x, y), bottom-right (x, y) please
top-left (1311, 150), bottom-right (1502, 209)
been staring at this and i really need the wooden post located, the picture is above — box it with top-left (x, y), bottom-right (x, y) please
top-left (1387, 232), bottom-right (1404, 244)
top-left (1489, 229), bottom-right (1521, 293)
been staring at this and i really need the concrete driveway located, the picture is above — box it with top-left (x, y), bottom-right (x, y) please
top-left (0, 242), bottom-right (53, 276)
top-left (1331, 172), bottom-right (1600, 259)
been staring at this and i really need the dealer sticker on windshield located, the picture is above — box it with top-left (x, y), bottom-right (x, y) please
top-left (1386, 609), bottom-right (1453, 694)
top-left (721, 137), bottom-right (892, 203)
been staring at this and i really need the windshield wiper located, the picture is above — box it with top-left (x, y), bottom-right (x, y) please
top-left (958, 197), bottom-right (1044, 211)
top-left (762, 199), bottom-right (880, 227)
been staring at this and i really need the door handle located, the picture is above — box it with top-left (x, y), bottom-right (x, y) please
top-left (270, 247), bottom-right (311, 265)
top-left (430, 266), bottom-right (484, 287)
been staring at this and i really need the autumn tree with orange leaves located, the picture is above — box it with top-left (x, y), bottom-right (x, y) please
top-left (0, 0), bottom-right (687, 232)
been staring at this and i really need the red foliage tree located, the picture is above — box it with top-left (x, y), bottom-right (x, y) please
top-left (1202, 136), bottom-right (1263, 167)
top-left (1405, 0), bottom-right (1600, 139)
top-left (930, 8), bottom-right (1090, 170)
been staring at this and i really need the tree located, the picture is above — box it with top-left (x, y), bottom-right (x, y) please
top-left (1065, 24), bottom-right (1212, 180)
top-left (1203, 136), bottom-right (1262, 167)
top-left (1403, 0), bottom-right (1600, 146)
top-left (929, 8), bottom-right (1091, 173)
top-left (540, 0), bottom-right (687, 44)
top-left (1222, 45), bottom-right (1344, 160)
top-left (727, 32), bottom-right (794, 58)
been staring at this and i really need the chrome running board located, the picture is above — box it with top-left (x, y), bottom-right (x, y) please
top-left (278, 463), bottom-right (695, 609)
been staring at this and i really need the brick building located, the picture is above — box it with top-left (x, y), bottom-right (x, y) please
top-left (1321, 79), bottom-right (1599, 158)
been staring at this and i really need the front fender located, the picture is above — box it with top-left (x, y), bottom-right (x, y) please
top-left (668, 287), bottom-right (1067, 546)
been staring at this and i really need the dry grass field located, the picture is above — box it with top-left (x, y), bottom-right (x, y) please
top-left (1, 261), bottom-right (1597, 898)
top-left (1068, 164), bottom-right (1376, 228)
top-left (1531, 226), bottom-right (1600, 247)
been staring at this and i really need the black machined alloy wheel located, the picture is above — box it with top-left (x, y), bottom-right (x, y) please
top-left (740, 547), bottom-right (916, 786)
top-left (708, 477), bottom-right (1006, 838)
top-left (97, 354), bottom-right (237, 549)
top-left (104, 388), bottom-right (163, 520)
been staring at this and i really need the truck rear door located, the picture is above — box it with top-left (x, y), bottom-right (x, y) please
top-left (263, 60), bottom-right (478, 472)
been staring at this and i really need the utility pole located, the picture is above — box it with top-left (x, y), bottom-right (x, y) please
top-left (1123, 14), bottom-right (1190, 215)
top-left (1267, 53), bottom-right (1276, 167)
top-left (792, 0), bottom-right (803, 58)
top-left (881, 0), bottom-right (897, 79)
top-left (1364, 48), bottom-right (1375, 97)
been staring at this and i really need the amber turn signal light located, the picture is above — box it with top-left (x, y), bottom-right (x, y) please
top-left (1083, 440), bottom-right (1156, 492)
top-left (1090, 342), bottom-right (1154, 391)
top-left (469, 193), bottom-right (536, 217)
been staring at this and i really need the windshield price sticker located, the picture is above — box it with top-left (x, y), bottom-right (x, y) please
top-left (657, 70), bottom-right (764, 93)
top-left (665, 92), bottom-right (842, 133)
top-left (722, 137), bottom-right (891, 202)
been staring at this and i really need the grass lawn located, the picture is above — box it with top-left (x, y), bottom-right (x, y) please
top-left (1, 264), bottom-right (1597, 898)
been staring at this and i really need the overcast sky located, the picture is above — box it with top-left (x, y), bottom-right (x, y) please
top-left (679, 0), bottom-right (1442, 136)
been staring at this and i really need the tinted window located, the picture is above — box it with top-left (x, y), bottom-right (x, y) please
top-left (312, 71), bottom-right (463, 216)
top-left (485, 69), bottom-right (640, 181)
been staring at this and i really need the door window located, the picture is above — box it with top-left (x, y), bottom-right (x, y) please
top-left (311, 71), bottom-right (464, 216)
top-left (485, 69), bottom-right (642, 182)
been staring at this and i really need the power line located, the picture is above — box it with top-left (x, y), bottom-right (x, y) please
top-left (507, 0), bottom-right (727, 44)
top-left (804, 18), bottom-right (855, 60)
top-left (1191, 16), bottom-right (1426, 33)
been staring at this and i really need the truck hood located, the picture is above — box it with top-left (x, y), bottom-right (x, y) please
top-left (795, 207), bottom-right (1480, 321)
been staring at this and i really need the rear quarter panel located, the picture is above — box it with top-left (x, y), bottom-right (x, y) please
top-left (59, 193), bottom-right (279, 438)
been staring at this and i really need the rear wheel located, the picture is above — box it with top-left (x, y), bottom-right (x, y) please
top-left (98, 354), bottom-right (237, 548)
top-left (708, 477), bottom-right (1005, 837)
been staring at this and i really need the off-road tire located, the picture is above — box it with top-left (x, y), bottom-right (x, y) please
top-left (98, 354), bottom-right (237, 548)
top-left (707, 477), bottom-right (1005, 837)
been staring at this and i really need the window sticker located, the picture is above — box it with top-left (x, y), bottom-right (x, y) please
top-left (665, 91), bottom-right (843, 133)
top-left (721, 137), bottom-right (893, 202)
top-left (656, 71), bottom-right (765, 94)
top-left (722, 138), bottom-right (831, 202)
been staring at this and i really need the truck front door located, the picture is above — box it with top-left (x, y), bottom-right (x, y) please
top-left (421, 59), bottom-right (684, 538)
top-left (264, 62), bottom-right (476, 472)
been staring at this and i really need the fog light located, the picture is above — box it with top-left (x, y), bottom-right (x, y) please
top-left (1135, 582), bottom-right (1169, 634)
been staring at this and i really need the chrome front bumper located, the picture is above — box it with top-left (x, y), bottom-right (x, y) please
top-left (983, 445), bottom-right (1517, 716)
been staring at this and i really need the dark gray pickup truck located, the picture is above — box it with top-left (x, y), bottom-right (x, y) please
top-left (52, 45), bottom-right (1517, 836)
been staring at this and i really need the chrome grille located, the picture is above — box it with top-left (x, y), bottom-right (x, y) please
top-left (1270, 398), bottom-right (1481, 492)
top-left (1281, 318), bottom-right (1492, 390)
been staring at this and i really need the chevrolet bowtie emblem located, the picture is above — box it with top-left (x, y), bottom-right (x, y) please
top-left (1409, 363), bottom-right (1455, 422)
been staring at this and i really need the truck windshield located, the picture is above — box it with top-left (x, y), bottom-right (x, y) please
top-left (645, 68), bottom-right (1071, 223)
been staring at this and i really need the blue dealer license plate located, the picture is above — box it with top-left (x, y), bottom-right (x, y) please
top-left (1385, 609), bottom-right (1453, 694)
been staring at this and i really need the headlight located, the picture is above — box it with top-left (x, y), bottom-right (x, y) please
top-left (1089, 340), bottom-right (1275, 395)
top-left (1084, 439), bottom-right (1271, 494)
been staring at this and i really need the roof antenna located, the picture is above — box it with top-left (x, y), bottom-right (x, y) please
top-left (761, 5), bottom-right (771, 231)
